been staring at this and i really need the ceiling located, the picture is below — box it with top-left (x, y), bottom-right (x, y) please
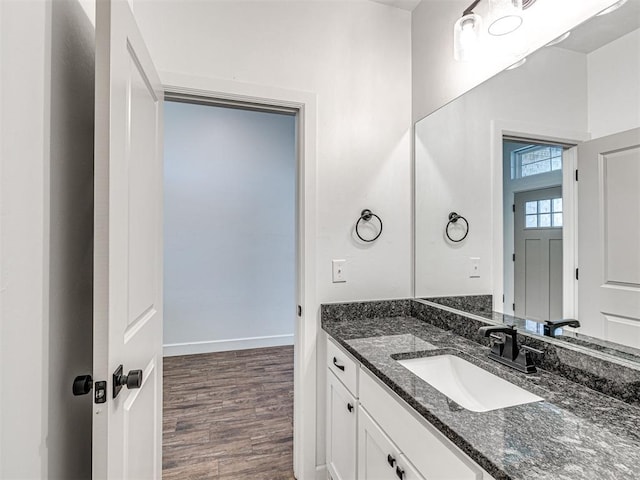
top-left (557, 0), bottom-right (640, 53)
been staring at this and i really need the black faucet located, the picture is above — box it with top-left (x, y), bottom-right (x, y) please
top-left (543, 319), bottom-right (581, 337)
top-left (478, 325), bottom-right (538, 374)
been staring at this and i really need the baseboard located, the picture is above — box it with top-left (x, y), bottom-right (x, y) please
top-left (163, 334), bottom-right (294, 357)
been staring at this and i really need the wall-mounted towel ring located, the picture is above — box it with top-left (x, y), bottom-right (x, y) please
top-left (356, 209), bottom-right (383, 242)
top-left (446, 212), bottom-right (469, 243)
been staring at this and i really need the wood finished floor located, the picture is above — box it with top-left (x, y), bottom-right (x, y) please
top-left (163, 346), bottom-right (295, 480)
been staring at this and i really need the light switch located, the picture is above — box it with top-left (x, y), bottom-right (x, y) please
top-left (469, 257), bottom-right (480, 278)
top-left (332, 259), bottom-right (346, 283)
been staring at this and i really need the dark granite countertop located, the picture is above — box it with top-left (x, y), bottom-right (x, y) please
top-left (322, 314), bottom-right (640, 480)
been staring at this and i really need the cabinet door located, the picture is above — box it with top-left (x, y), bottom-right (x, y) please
top-left (358, 407), bottom-right (425, 480)
top-left (327, 371), bottom-right (357, 480)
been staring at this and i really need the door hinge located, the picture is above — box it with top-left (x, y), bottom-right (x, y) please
top-left (512, 303), bottom-right (516, 311)
top-left (512, 204), bottom-right (515, 213)
top-left (502, 294), bottom-right (505, 303)
top-left (576, 268), bottom-right (579, 280)
top-left (575, 169), bottom-right (579, 181)
top-left (297, 305), bottom-right (302, 317)
top-left (512, 253), bottom-right (515, 262)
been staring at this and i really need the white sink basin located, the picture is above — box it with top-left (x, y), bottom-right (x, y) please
top-left (397, 354), bottom-right (543, 412)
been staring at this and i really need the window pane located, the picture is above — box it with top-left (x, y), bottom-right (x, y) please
top-left (526, 215), bottom-right (537, 228)
top-left (539, 213), bottom-right (551, 227)
top-left (539, 199), bottom-right (551, 213)
top-left (553, 198), bottom-right (563, 212)
top-left (513, 144), bottom-right (563, 179)
top-left (526, 201), bottom-right (538, 214)
top-left (553, 213), bottom-right (563, 227)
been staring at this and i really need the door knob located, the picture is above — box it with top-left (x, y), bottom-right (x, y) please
top-left (72, 375), bottom-right (93, 396)
top-left (113, 365), bottom-right (143, 398)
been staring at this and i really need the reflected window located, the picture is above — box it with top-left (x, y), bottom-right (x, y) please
top-left (511, 145), bottom-right (563, 179)
top-left (525, 198), bottom-right (563, 229)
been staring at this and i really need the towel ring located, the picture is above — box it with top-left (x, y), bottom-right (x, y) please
top-left (356, 209), bottom-right (383, 243)
top-left (445, 212), bottom-right (469, 243)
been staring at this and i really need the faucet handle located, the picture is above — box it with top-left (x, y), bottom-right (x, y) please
top-left (478, 324), bottom-right (516, 337)
top-left (520, 344), bottom-right (544, 355)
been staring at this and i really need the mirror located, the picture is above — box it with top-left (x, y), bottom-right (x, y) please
top-left (414, 0), bottom-right (640, 360)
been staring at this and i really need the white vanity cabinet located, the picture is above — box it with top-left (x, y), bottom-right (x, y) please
top-left (326, 338), bottom-right (360, 480)
top-left (325, 335), bottom-right (495, 480)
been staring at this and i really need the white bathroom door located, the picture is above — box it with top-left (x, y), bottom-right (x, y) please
top-left (578, 128), bottom-right (640, 347)
top-left (93, 0), bottom-right (164, 478)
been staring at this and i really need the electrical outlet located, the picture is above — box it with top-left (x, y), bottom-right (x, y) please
top-left (332, 259), bottom-right (346, 283)
top-left (469, 257), bottom-right (480, 278)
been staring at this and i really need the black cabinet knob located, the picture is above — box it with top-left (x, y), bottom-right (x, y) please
top-left (387, 454), bottom-right (396, 467)
top-left (347, 402), bottom-right (354, 413)
top-left (396, 466), bottom-right (405, 479)
top-left (72, 375), bottom-right (93, 396)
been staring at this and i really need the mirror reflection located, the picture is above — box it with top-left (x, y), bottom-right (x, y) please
top-left (414, 0), bottom-right (640, 359)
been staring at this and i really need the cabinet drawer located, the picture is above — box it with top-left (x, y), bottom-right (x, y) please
top-left (327, 337), bottom-right (359, 395)
top-left (360, 369), bottom-right (482, 480)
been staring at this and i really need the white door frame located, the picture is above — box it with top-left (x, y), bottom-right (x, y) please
top-left (490, 120), bottom-right (589, 319)
top-left (160, 72), bottom-right (318, 480)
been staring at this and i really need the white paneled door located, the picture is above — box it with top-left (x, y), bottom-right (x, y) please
top-left (93, 0), bottom-right (164, 478)
top-left (578, 128), bottom-right (640, 348)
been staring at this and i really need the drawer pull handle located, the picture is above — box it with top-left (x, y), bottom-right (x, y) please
top-left (396, 466), bottom-right (405, 479)
top-left (333, 357), bottom-right (345, 371)
top-left (347, 402), bottom-right (354, 413)
top-left (387, 454), bottom-right (396, 467)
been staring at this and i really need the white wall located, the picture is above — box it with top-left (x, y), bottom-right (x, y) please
top-left (0, 1), bottom-right (94, 478)
top-left (1, 2), bottom-right (51, 477)
top-left (412, 0), bottom-right (620, 121)
top-left (415, 47), bottom-right (588, 299)
top-left (163, 101), bottom-right (296, 355)
top-left (131, 0), bottom-right (413, 306)
top-left (587, 28), bottom-right (640, 139)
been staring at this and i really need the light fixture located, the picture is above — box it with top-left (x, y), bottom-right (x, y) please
top-left (453, 0), bottom-right (529, 61)
top-left (545, 31), bottom-right (571, 47)
top-left (488, 0), bottom-right (524, 36)
top-left (596, 0), bottom-right (628, 16)
top-left (454, 13), bottom-right (483, 61)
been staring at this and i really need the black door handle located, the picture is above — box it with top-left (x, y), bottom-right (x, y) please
top-left (72, 375), bottom-right (93, 396)
top-left (347, 402), bottom-right (354, 413)
top-left (113, 365), bottom-right (143, 398)
top-left (387, 454), bottom-right (396, 467)
top-left (396, 466), bottom-right (405, 479)
top-left (332, 357), bottom-right (345, 371)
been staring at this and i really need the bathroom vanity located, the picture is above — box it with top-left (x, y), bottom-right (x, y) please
top-left (322, 299), bottom-right (640, 480)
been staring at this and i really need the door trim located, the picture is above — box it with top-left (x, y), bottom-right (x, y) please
top-left (160, 71), bottom-right (318, 480)
top-left (490, 119), bottom-right (589, 320)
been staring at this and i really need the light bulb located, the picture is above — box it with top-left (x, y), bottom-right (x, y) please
top-left (454, 13), bottom-right (482, 61)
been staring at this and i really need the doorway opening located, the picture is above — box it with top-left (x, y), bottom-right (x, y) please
top-left (162, 94), bottom-right (299, 479)
top-left (503, 138), bottom-right (572, 322)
